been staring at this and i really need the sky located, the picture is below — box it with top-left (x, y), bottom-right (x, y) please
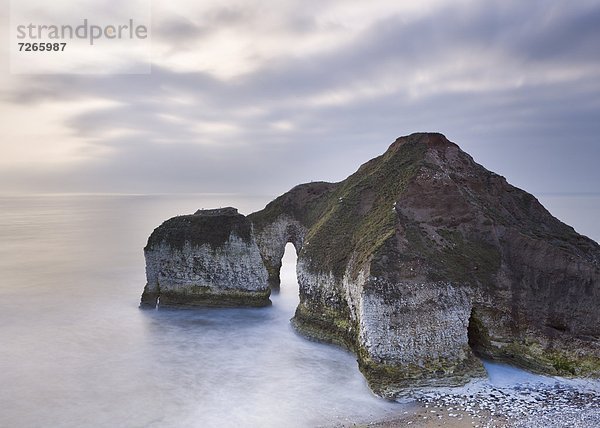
top-left (1, 0), bottom-right (599, 196)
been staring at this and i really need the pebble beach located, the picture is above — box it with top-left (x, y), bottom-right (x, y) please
top-left (343, 361), bottom-right (600, 428)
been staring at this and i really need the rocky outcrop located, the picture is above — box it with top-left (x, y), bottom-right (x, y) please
top-left (141, 133), bottom-right (600, 398)
top-left (252, 215), bottom-right (306, 288)
top-left (248, 182), bottom-right (336, 287)
top-left (141, 207), bottom-right (269, 308)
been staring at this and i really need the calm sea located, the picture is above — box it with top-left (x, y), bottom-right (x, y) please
top-left (0, 193), bottom-right (598, 427)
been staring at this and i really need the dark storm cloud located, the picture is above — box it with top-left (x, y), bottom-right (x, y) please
top-left (3, 0), bottom-right (600, 196)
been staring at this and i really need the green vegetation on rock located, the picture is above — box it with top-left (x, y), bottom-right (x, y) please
top-left (293, 301), bottom-right (357, 351)
top-left (248, 182), bottom-right (337, 230)
top-left (159, 288), bottom-right (271, 308)
top-left (357, 346), bottom-right (485, 398)
top-left (302, 136), bottom-right (428, 277)
top-left (146, 208), bottom-right (252, 251)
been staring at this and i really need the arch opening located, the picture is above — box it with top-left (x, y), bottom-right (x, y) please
top-left (270, 243), bottom-right (300, 312)
top-left (467, 308), bottom-right (491, 358)
top-left (273, 242), bottom-right (298, 293)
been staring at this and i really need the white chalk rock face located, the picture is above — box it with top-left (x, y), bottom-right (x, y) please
top-left (359, 281), bottom-right (472, 366)
top-left (141, 208), bottom-right (269, 308)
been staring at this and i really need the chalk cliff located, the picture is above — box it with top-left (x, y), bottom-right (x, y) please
top-left (141, 207), bottom-right (269, 308)
top-left (141, 133), bottom-right (600, 397)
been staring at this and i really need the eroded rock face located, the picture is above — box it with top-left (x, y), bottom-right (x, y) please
top-left (141, 207), bottom-right (269, 308)
top-left (252, 215), bottom-right (306, 288)
top-left (248, 133), bottom-right (600, 396)
top-left (141, 133), bottom-right (600, 397)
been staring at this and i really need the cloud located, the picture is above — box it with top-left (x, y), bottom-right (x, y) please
top-left (153, 16), bottom-right (210, 45)
top-left (1, 0), bottom-right (599, 196)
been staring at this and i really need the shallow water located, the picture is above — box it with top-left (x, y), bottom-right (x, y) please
top-left (0, 193), bottom-right (598, 427)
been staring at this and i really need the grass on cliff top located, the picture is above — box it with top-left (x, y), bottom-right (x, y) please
top-left (145, 213), bottom-right (252, 251)
top-left (248, 181), bottom-right (337, 230)
top-left (301, 137), bottom-right (428, 277)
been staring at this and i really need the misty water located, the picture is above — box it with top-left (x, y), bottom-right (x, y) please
top-left (1, 194), bottom-right (599, 427)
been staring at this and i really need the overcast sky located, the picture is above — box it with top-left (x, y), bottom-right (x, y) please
top-left (1, 0), bottom-right (599, 196)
